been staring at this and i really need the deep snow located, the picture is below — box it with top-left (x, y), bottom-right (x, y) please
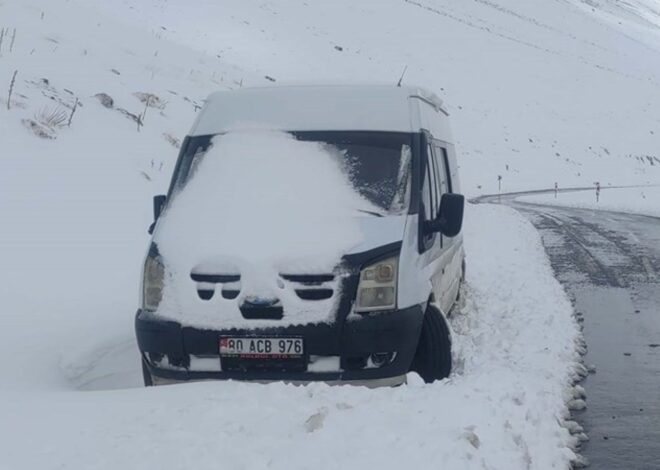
top-left (3, 0), bottom-right (656, 467)
top-left (0, 201), bottom-right (583, 470)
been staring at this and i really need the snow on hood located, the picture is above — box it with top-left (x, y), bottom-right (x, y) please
top-left (153, 130), bottom-right (400, 328)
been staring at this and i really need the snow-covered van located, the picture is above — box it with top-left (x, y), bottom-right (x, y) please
top-left (136, 85), bottom-right (465, 386)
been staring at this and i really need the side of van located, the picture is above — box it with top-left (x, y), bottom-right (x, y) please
top-left (136, 85), bottom-right (465, 386)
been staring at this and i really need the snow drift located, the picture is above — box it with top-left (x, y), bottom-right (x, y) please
top-left (0, 202), bottom-right (584, 470)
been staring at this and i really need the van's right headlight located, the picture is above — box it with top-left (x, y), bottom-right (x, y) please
top-left (355, 256), bottom-right (398, 313)
top-left (142, 254), bottom-right (164, 311)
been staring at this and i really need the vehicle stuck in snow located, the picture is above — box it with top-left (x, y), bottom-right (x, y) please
top-left (136, 84), bottom-right (465, 386)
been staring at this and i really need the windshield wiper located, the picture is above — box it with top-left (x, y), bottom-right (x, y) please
top-left (356, 209), bottom-right (384, 217)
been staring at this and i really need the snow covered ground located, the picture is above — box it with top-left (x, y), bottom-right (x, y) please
top-left (2, 0), bottom-right (657, 467)
top-left (0, 198), bottom-right (584, 470)
top-left (518, 186), bottom-right (660, 218)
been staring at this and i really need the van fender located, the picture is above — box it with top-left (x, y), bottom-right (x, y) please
top-left (397, 213), bottom-right (435, 308)
top-left (427, 296), bottom-right (453, 345)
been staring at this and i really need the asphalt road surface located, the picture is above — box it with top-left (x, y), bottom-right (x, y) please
top-left (478, 191), bottom-right (660, 469)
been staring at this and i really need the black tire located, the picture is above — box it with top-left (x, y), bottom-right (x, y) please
top-left (411, 304), bottom-right (452, 383)
top-left (141, 357), bottom-right (154, 387)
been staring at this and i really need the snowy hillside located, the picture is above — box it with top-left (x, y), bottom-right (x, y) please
top-left (1, 0), bottom-right (656, 468)
top-left (575, 0), bottom-right (660, 35)
top-left (4, 0), bottom-right (660, 194)
top-left (77, 0), bottom-right (660, 195)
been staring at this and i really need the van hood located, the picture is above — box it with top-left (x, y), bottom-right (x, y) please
top-left (345, 214), bottom-right (407, 256)
top-left (162, 214), bottom-right (408, 276)
top-left (150, 213), bottom-right (407, 330)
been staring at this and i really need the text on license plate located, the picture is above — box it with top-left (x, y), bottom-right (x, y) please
top-left (219, 337), bottom-right (304, 359)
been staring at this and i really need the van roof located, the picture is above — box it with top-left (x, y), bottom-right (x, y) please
top-left (189, 84), bottom-right (449, 136)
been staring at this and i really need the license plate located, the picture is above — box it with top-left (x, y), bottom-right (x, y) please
top-left (219, 337), bottom-right (304, 359)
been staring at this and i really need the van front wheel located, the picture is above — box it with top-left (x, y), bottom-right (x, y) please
top-left (411, 304), bottom-right (452, 383)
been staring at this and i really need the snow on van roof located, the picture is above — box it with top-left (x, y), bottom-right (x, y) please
top-left (189, 84), bottom-right (446, 136)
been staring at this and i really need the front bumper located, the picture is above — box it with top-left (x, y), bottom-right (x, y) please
top-left (135, 304), bottom-right (424, 383)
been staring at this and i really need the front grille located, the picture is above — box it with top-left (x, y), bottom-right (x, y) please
top-left (191, 272), bottom-right (241, 301)
top-left (295, 289), bottom-right (333, 300)
top-left (191, 273), bottom-right (240, 283)
top-left (239, 304), bottom-right (284, 320)
top-left (280, 274), bottom-right (335, 284)
top-left (198, 289), bottom-right (214, 300)
top-left (221, 289), bottom-right (240, 300)
top-left (190, 271), bottom-right (337, 305)
top-left (281, 273), bottom-right (336, 301)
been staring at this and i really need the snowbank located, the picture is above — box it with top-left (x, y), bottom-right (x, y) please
top-left (0, 204), bottom-right (582, 470)
top-left (518, 186), bottom-right (660, 217)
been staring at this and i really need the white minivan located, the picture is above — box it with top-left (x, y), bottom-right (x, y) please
top-left (136, 85), bottom-right (465, 386)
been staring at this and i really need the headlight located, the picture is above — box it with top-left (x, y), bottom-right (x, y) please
top-left (142, 254), bottom-right (164, 311)
top-left (355, 256), bottom-right (398, 313)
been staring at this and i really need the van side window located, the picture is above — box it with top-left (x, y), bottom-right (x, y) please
top-left (434, 145), bottom-right (452, 194)
top-left (170, 135), bottom-right (214, 193)
top-left (442, 147), bottom-right (453, 193)
top-left (427, 144), bottom-right (440, 217)
top-left (422, 150), bottom-right (433, 222)
top-left (430, 145), bottom-right (444, 212)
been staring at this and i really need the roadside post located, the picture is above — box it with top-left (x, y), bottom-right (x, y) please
top-left (554, 182), bottom-right (558, 198)
top-left (498, 175), bottom-right (502, 202)
top-left (595, 181), bottom-right (601, 202)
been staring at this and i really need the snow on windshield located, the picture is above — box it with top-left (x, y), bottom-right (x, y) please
top-left (153, 130), bottom-right (380, 328)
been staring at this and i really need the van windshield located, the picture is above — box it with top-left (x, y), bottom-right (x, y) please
top-left (170, 131), bottom-right (413, 215)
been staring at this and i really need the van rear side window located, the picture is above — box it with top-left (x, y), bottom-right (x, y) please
top-left (433, 145), bottom-right (452, 194)
top-left (441, 147), bottom-right (453, 193)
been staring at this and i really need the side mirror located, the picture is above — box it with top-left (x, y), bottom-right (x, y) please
top-left (148, 195), bottom-right (167, 235)
top-left (425, 193), bottom-right (464, 237)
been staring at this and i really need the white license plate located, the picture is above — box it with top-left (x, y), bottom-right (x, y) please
top-left (219, 337), bottom-right (304, 359)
